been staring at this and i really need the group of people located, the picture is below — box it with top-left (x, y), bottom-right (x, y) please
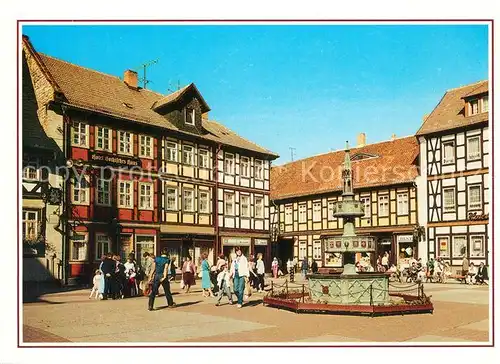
top-left (272, 256), bottom-right (319, 281)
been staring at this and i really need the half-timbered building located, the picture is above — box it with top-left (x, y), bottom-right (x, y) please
top-left (22, 35), bottom-right (277, 283)
top-left (270, 134), bottom-right (421, 270)
top-left (416, 80), bottom-right (489, 269)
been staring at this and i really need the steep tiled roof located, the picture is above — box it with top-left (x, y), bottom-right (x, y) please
top-left (31, 51), bottom-right (277, 158)
top-left (416, 80), bottom-right (489, 136)
top-left (270, 136), bottom-right (419, 200)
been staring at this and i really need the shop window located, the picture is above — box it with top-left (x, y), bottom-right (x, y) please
top-left (378, 195), bottom-right (389, 217)
top-left (96, 126), bottom-right (111, 151)
top-left (139, 135), bottom-right (153, 158)
top-left (199, 149), bottom-right (210, 168)
top-left (299, 204), bottom-right (307, 223)
top-left (438, 237), bottom-right (449, 258)
top-left (255, 196), bottom-right (264, 218)
top-left (166, 141), bottom-right (178, 162)
top-left (199, 190), bottom-right (210, 214)
top-left (397, 193), bottom-right (409, 215)
top-left (118, 131), bottom-right (133, 155)
top-left (313, 241), bottom-right (322, 260)
top-left (284, 205), bottom-right (293, 224)
top-left (398, 242), bottom-right (415, 267)
top-left (71, 233), bottom-right (88, 261)
top-left (136, 235), bottom-right (155, 268)
top-left (241, 156), bottom-right (250, 177)
top-left (95, 234), bottom-right (111, 261)
top-left (312, 202), bottom-right (322, 222)
top-left (325, 252), bottom-right (342, 267)
top-left (166, 187), bottom-right (178, 211)
top-left (452, 236), bottom-right (467, 258)
top-left (470, 235), bottom-right (485, 258)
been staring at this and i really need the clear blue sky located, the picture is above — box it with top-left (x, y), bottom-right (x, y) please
top-left (23, 24), bottom-right (488, 164)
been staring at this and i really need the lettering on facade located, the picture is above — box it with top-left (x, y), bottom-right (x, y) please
top-left (254, 239), bottom-right (268, 246)
top-left (468, 212), bottom-right (489, 221)
top-left (89, 151), bottom-right (140, 168)
top-left (222, 237), bottom-right (251, 246)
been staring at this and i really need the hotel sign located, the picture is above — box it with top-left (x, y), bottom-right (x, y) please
top-left (89, 151), bottom-right (141, 168)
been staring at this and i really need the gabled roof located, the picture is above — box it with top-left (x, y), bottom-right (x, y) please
top-left (416, 80), bottom-right (489, 136)
top-left (22, 36), bottom-right (278, 158)
top-left (270, 136), bottom-right (419, 201)
top-left (152, 83), bottom-right (210, 113)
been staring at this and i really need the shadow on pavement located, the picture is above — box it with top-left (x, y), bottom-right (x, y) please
top-left (244, 299), bottom-right (263, 307)
top-left (155, 301), bottom-right (203, 310)
top-left (23, 281), bottom-right (86, 303)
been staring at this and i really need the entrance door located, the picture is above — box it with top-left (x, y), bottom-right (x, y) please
top-left (254, 246), bottom-right (266, 260)
top-left (136, 235), bottom-right (155, 269)
top-left (277, 239), bottom-right (294, 272)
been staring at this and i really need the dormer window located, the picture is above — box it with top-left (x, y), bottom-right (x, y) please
top-left (185, 107), bottom-right (195, 125)
top-left (481, 95), bottom-right (489, 113)
top-left (470, 99), bottom-right (479, 115)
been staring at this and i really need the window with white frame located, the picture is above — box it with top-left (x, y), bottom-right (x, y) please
top-left (442, 141), bottom-right (455, 164)
top-left (118, 180), bottom-right (133, 208)
top-left (452, 236), bottom-right (467, 258)
top-left (22, 157), bottom-right (39, 180)
top-left (443, 187), bottom-right (455, 213)
top-left (166, 187), bottom-right (177, 211)
top-left (118, 131), bottom-right (133, 155)
top-left (327, 201), bottom-right (336, 221)
top-left (72, 121), bottom-right (88, 147)
top-left (438, 237), bottom-right (449, 258)
top-left (470, 99), bottom-right (479, 115)
top-left (224, 153), bottom-right (235, 175)
top-left (481, 95), bottom-right (489, 113)
top-left (360, 196), bottom-right (370, 218)
top-left (299, 241), bottom-right (307, 260)
top-left (240, 195), bottom-right (250, 217)
top-left (139, 183), bottom-right (153, 210)
top-left (467, 136), bottom-right (481, 161)
top-left (470, 235), bottom-right (485, 257)
top-left (183, 188), bottom-right (194, 212)
top-left (468, 185), bottom-right (482, 210)
top-left (299, 204), bottom-right (307, 223)
top-left (397, 193), bottom-right (409, 215)
top-left (313, 202), bottom-right (322, 222)
top-left (96, 179), bottom-right (111, 206)
top-left (199, 149), bottom-right (210, 168)
top-left (224, 192), bottom-right (235, 216)
top-left (22, 210), bottom-right (38, 240)
top-left (96, 126), bottom-right (111, 151)
top-left (166, 141), bottom-right (178, 162)
top-left (285, 206), bottom-right (293, 224)
top-left (183, 145), bottom-right (194, 165)
top-left (199, 190), bottom-right (210, 214)
top-left (139, 135), bottom-right (153, 158)
top-left (71, 233), bottom-right (88, 261)
top-left (378, 195), bottom-right (389, 217)
top-left (255, 159), bottom-right (264, 180)
top-left (95, 234), bottom-right (110, 261)
top-left (255, 196), bottom-right (264, 218)
top-left (185, 107), bottom-right (195, 125)
top-left (241, 157), bottom-right (250, 177)
top-left (72, 176), bottom-right (89, 204)
top-left (313, 240), bottom-right (322, 260)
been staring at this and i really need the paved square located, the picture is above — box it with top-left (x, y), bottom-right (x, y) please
top-left (22, 279), bottom-right (490, 345)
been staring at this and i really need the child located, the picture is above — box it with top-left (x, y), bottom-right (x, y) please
top-left (89, 269), bottom-right (102, 300)
top-left (215, 264), bottom-right (233, 306)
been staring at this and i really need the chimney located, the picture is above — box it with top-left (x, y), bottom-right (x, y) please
top-left (391, 133), bottom-right (397, 141)
top-left (357, 133), bottom-right (366, 147)
top-left (124, 70), bottom-right (138, 89)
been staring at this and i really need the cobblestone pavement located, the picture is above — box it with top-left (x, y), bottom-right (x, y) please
top-left (22, 278), bottom-right (490, 345)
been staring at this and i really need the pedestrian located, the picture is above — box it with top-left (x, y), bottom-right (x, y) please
top-left (230, 246), bottom-right (249, 308)
top-left (200, 253), bottom-right (214, 297)
top-left (124, 256), bottom-right (137, 297)
top-left (169, 256), bottom-right (177, 282)
top-left (147, 247), bottom-right (176, 311)
top-left (475, 262), bottom-right (488, 284)
top-left (182, 256), bottom-right (196, 293)
top-left (140, 252), bottom-right (154, 296)
top-left (216, 254), bottom-right (226, 271)
top-left (287, 258), bottom-right (294, 282)
top-left (467, 263), bottom-right (477, 284)
top-left (248, 255), bottom-right (258, 289)
top-left (301, 257), bottom-right (309, 280)
top-left (256, 253), bottom-right (265, 292)
top-left (381, 252), bottom-right (389, 271)
top-left (311, 260), bottom-right (318, 274)
top-left (461, 255), bottom-right (469, 282)
top-left (271, 257), bottom-right (279, 279)
top-left (89, 269), bottom-right (102, 299)
top-left (100, 252), bottom-right (116, 300)
top-left (293, 256), bottom-right (298, 274)
top-left (114, 255), bottom-right (126, 299)
top-left (215, 263), bottom-right (233, 306)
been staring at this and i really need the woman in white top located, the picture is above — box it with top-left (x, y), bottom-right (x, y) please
top-left (230, 247), bottom-right (249, 308)
top-left (467, 263), bottom-right (477, 284)
top-left (272, 257), bottom-right (279, 279)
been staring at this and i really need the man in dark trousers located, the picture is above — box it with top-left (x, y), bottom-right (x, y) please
top-left (148, 247), bottom-right (176, 311)
top-left (100, 252), bottom-right (116, 300)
